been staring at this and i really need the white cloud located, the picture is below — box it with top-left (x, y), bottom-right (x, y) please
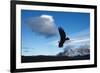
top-left (40, 15), bottom-right (54, 22)
top-left (64, 28), bottom-right (90, 47)
top-left (59, 44), bottom-right (90, 57)
top-left (64, 38), bottom-right (90, 46)
top-left (27, 14), bottom-right (58, 37)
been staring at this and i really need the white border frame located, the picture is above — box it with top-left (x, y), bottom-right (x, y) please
top-left (16, 4), bottom-right (95, 69)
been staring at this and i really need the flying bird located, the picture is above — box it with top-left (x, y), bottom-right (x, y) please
top-left (58, 27), bottom-right (70, 48)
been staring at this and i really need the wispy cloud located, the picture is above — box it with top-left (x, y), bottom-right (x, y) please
top-left (57, 29), bottom-right (90, 57)
top-left (70, 28), bottom-right (90, 38)
top-left (64, 38), bottom-right (89, 47)
top-left (57, 44), bottom-right (90, 57)
top-left (48, 28), bottom-right (90, 47)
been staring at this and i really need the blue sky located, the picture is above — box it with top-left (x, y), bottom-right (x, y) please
top-left (21, 9), bottom-right (90, 56)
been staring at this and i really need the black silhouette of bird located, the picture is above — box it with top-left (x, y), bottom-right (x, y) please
top-left (58, 27), bottom-right (70, 48)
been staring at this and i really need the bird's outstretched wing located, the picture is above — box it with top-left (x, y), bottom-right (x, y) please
top-left (58, 27), bottom-right (66, 40)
